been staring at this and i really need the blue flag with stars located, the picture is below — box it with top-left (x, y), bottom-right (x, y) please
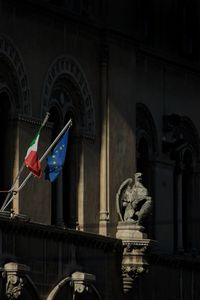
top-left (45, 131), bottom-right (69, 182)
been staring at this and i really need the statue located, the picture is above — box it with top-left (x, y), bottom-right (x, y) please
top-left (116, 173), bottom-right (152, 226)
top-left (116, 173), bottom-right (154, 294)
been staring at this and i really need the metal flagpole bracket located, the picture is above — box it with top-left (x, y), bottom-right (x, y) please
top-left (0, 208), bottom-right (30, 222)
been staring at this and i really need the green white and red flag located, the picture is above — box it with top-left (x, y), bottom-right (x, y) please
top-left (24, 128), bottom-right (42, 178)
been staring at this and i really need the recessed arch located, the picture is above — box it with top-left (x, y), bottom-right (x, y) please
top-left (41, 56), bottom-right (95, 228)
top-left (41, 55), bottom-right (95, 139)
top-left (0, 88), bottom-right (17, 205)
top-left (136, 103), bottom-right (158, 188)
top-left (0, 34), bottom-right (31, 116)
top-left (166, 114), bottom-right (200, 253)
top-left (136, 103), bottom-right (157, 237)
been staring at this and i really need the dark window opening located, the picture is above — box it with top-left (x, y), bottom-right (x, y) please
top-left (0, 93), bottom-right (12, 206)
top-left (48, 106), bottom-right (78, 229)
top-left (137, 137), bottom-right (154, 237)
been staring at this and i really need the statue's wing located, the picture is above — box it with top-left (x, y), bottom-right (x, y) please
top-left (137, 197), bottom-right (152, 225)
top-left (116, 178), bottom-right (133, 221)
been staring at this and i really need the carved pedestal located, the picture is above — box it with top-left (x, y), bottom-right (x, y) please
top-left (116, 222), bottom-right (152, 294)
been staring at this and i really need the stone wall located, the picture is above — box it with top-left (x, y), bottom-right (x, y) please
top-left (0, 215), bottom-right (123, 299)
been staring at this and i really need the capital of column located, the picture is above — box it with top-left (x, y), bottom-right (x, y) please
top-left (99, 210), bottom-right (109, 222)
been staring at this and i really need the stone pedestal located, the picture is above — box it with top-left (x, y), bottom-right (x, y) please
top-left (116, 222), bottom-right (152, 294)
top-left (116, 222), bottom-right (148, 240)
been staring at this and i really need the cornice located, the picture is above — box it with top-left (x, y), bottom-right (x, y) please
top-left (138, 47), bottom-right (200, 76)
top-left (0, 214), bottom-right (122, 253)
top-left (148, 252), bottom-right (200, 270)
top-left (7, 0), bottom-right (137, 49)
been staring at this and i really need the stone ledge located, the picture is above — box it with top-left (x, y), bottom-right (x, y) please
top-left (148, 252), bottom-right (200, 270)
top-left (0, 214), bottom-right (122, 252)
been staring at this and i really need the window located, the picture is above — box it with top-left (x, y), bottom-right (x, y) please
top-left (136, 103), bottom-right (158, 237)
top-left (163, 114), bottom-right (199, 253)
top-left (48, 92), bottom-right (81, 229)
top-left (0, 92), bottom-right (13, 207)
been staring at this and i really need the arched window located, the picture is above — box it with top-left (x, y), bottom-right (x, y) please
top-left (173, 147), bottom-right (195, 253)
top-left (47, 85), bottom-right (83, 229)
top-left (48, 101), bottom-right (81, 229)
top-left (163, 114), bottom-right (199, 253)
top-left (0, 91), bottom-right (15, 207)
top-left (136, 103), bottom-right (157, 194)
top-left (136, 103), bottom-right (158, 237)
top-left (0, 35), bottom-right (31, 214)
top-left (42, 56), bottom-right (95, 230)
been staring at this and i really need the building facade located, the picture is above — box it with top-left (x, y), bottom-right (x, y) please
top-left (0, 0), bottom-right (200, 299)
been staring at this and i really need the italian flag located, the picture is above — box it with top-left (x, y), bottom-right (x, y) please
top-left (24, 129), bottom-right (42, 178)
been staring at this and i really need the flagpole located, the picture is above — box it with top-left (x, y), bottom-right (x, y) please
top-left (18, 118), bottom-right (72, 191)
top-left (0, 112), bottom-right (50, 212)
top-left (1, 194), bottom-right (16, 212)
top-left (1, 119), bottom-right (72, 211)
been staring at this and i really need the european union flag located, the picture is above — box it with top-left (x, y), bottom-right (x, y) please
top-left (45, 131), bottom-right (69, 182)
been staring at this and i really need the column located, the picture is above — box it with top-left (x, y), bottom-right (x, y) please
top-left (99, 43), bottom-right (109, 235)
top-left (56, 173), bottom-right (64, 227)
top-left (77, 144), bottom-right (84, 231)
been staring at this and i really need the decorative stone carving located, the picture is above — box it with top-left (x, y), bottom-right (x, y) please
top-left (116, 174), bottom-right (153, 293)
top-left (116, 173), bottom-right (152, 225)
top-left (2, 262), bottom-right (30, 299)
top-left (5, 273), bottom-right (23, 299)
top-left (0, 34), bottom-right (31, 115)
top-left (47, 271), bottom-right (101, 300)
top-left (162, 114), bottom-right (200, 160)
top-left (70, 272), bottom-right (95, 294)
top-left (116, 223), bottom-right (152, 294)
top-left (122, 264), bottom-right (146, 293)
top-left (41, 55), bottom-right (95, 139)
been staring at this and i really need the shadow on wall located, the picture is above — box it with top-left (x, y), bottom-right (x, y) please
top-left (0, 92), bottom-right (17, 208)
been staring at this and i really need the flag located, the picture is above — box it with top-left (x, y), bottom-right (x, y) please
top-left (24, 128), bottom-right (42, 178)
top-left (45, 131), bottom-right (69, 182)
